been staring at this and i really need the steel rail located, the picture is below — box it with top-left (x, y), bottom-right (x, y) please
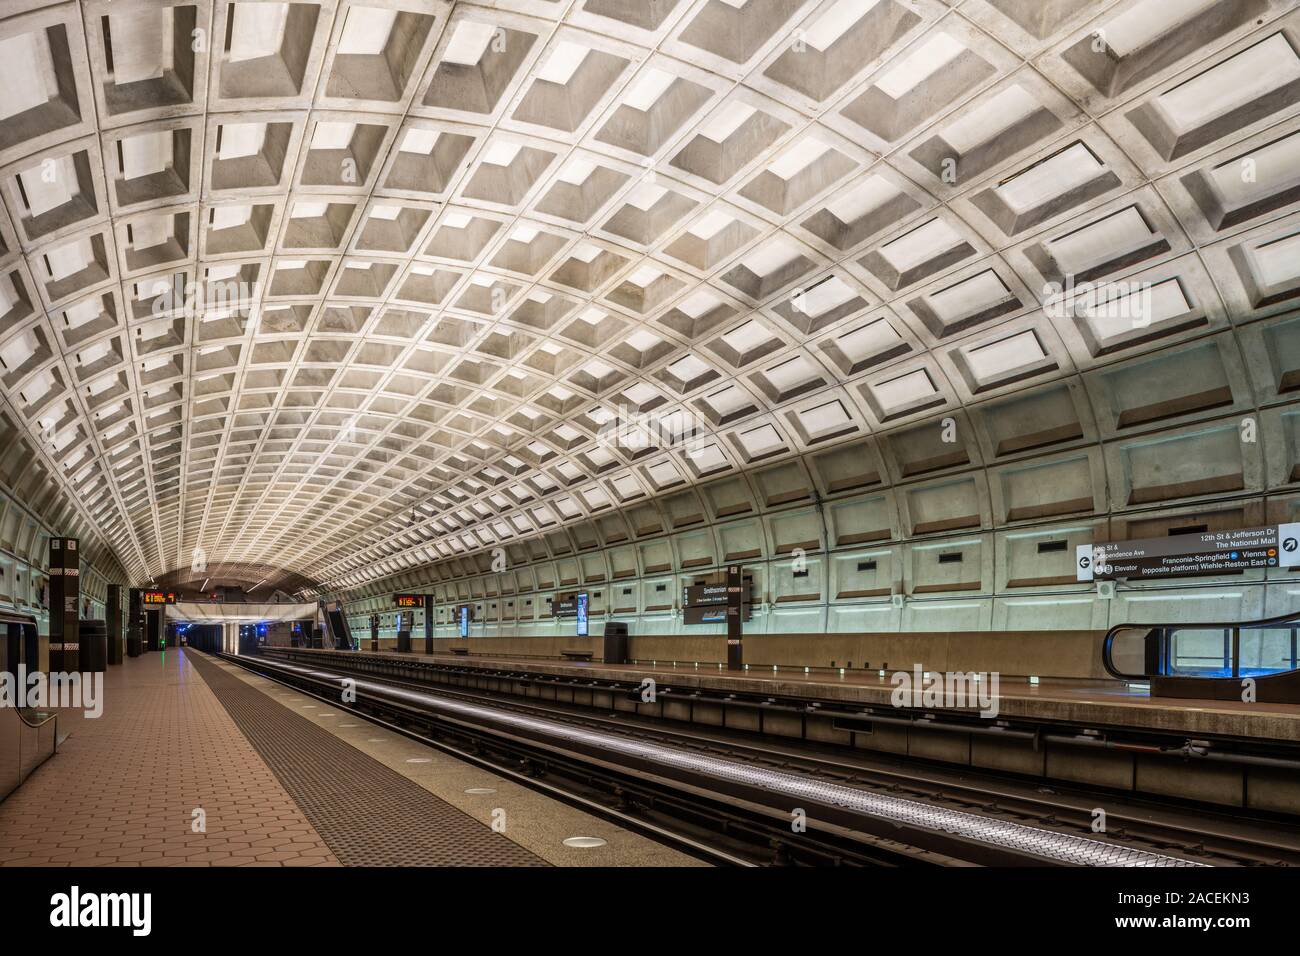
top-left (242, 653), bottom-right (1207, 867)
top-left (217, 652), bottom-right (930, 866)
top-left (277, 656), bottom-right (1300, 865)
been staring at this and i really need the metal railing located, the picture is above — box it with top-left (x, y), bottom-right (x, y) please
top-left (1, 611), bottom-right (58, 800)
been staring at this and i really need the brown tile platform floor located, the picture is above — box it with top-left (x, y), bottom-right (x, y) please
top-left (183, 651), bottom-right (544, 867)
top-left (0, 648), bottom-right (339, 867)
top-left (0, 650), bottom-right (548, 866)
top-left (209, 653), bottom-right (701, 866)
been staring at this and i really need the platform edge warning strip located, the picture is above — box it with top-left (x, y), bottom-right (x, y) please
top-left (185, 650), bottom-right (547, 867)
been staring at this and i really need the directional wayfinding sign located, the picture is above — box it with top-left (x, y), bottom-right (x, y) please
top-left (1077, 523), bottom-right (1300, 582)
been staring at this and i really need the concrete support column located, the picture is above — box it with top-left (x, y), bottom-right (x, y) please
top-left (48, 537), bottom-right (80, 672)
top-left (396, 611), bottom-right (411, 653)
top-left (145, 610), bottom-right (161, 652)
top-left (223, 622), bottom-right (240, 655)
top-left (106, 584), bottom-right (124, 665)
top-left (726, 564), bottom-right (743, 671)
top-left (126, 589), bottom-right (143, 657)
top-left (423, 597), bottom-right (434, 655)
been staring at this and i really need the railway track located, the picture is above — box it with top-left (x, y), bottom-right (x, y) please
top-left (219, 650), bottom-right (1300, 867)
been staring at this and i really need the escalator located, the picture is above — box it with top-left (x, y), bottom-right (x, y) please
top-left (1103, 610), bottom-right (1300, 703)
top-left (323, 602), bottom-right (356, 651)
top-left (1, 609), bottom-right (58, 800)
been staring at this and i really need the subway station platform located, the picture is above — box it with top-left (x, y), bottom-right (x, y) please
top-left (4, 0), bottom-right (1300, 927)
top-left (0, 649), bottom-right (698, 868)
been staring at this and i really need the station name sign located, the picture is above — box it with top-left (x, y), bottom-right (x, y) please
top-left (142, 590), bottom-right (176, 605)
top-left (392, 593), bottom-right (425, 608)
top-left (552, 593), bottom-right (588, 618)
top-left (682, 583), bottom-right (752, 625)
top-left (1077, 523), bottom-right (1300, 582)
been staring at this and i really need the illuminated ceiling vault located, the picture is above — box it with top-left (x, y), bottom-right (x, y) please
top-left (1, 0), bottom-right (1299, 595)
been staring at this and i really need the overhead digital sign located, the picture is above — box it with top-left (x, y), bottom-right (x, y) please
top-left (142, 590), bottom-right (176, 605)
top-left (392, 593), bottom-right (425, 608)
top-left (1078, 523), bottom-right (1300, 582)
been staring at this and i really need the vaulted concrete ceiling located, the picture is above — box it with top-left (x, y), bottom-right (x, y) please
top-left (1, 0), bottom-right (1299, 595)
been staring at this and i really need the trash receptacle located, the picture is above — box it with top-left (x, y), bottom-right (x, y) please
top-left (80, 620), bottom-right (107, 672)
top-left (603, 622), bottom-right (629, 665)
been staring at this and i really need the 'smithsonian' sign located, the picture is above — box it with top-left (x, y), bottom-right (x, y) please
top-left (552, 593), bottom-right (587, 618)
top-left (682, 583), bottom-right (753, 624)
top-left (1077, 523), bottom-right (1300, 582)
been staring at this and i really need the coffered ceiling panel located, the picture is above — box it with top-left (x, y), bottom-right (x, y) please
top-left (1, 0), bottom-right (1298, 594)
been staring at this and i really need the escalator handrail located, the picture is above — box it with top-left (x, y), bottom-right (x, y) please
top-left (15, 707), bottom-right (57, 729)
top-left (0, 700), bottom-right (57, 802)
top-left (3, 610), bottom-right (55, 724)
top-left (1102, 609), bottom-right (1300, 680)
